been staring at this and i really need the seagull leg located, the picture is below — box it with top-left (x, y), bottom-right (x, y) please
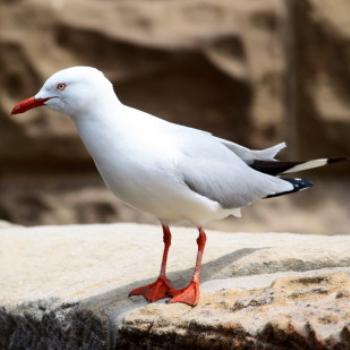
top-left (169, 227), bottom-right (207, 306)
top-left (128, 224), bottom-right (172, 302)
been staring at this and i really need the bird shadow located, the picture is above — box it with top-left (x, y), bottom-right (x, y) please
top-left (77, 246), bottom-right (264, 348)
top-left (80, 247), bottom-right (263, 318)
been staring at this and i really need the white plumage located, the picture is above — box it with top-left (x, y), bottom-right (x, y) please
top-left (26, 66), bottom-right (294, 226)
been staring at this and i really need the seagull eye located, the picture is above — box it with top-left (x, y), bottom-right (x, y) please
top-left (56, 83), bottom-right (66, 91)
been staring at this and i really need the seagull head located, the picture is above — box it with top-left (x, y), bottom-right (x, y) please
top-left (11, 66), bottom-right (117, 117)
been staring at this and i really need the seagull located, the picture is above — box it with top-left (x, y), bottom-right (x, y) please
top-left (11, 66), bottom-right (348, 306)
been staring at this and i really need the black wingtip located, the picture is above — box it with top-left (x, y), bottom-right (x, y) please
top-left (285, 177), bottom-right (314, 190)
top-left (327, 157), bottom-right (350, 164)
top-left (265, 177), bottom-right (313, 199)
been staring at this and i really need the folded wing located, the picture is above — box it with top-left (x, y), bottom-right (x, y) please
top-left (171, 126), bottom-right (293, 209)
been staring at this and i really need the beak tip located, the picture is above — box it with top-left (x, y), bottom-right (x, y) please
top-left (10, 107), bottom-right (19, 115)
top-left (10, 96), bottom-right (47, 116)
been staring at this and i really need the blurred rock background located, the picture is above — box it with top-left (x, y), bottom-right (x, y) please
top-left (0, 0), bottom-right (349, 233)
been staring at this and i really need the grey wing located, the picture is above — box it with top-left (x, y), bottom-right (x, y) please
top-left (165, 121), bottom-right (287, 164)
top-left (173, 128), bottom-right (293, 208)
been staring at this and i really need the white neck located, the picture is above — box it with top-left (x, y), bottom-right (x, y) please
top-left (68, 90), bottom-right (126, 167)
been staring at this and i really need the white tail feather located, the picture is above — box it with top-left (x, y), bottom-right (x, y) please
top-left (282, 158), bottom-right (328, 174)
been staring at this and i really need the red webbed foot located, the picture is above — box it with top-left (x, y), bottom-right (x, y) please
top-left (129, 275), bottom-right (172, 302)
top-left (168, 279), bottom-right (200, 306)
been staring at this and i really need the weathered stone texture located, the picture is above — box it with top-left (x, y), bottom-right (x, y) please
top-left (1, 224), bottom-right (350, 348)
top-left (120, 273), bottom-right (350, 349)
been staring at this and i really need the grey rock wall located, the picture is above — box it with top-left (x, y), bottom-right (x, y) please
top-left (1, 0), bottom-right (349, 166)
top-left (0, 0), bottom-right (349, 228)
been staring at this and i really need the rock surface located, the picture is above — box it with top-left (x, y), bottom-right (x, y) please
top-left (121, 272), bottom-right (350, 349)
top-left (0, 220), bottom-right (19, 229)
top-left (1, 223), bottom-right (350, 348)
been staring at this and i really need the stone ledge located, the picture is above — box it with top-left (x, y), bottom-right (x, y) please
top-left (1, 223), bottom-right (350, 349)
top-left (120, 271), bottom-right (350, 349)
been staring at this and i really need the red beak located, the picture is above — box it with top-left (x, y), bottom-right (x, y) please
top-left (11, 97), bottom-right (50, 115)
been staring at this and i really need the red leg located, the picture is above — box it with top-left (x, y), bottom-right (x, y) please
top-left (169, 227), bottom-right (207, 306)
top-left (129, 224), bottom-right (173, 302)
